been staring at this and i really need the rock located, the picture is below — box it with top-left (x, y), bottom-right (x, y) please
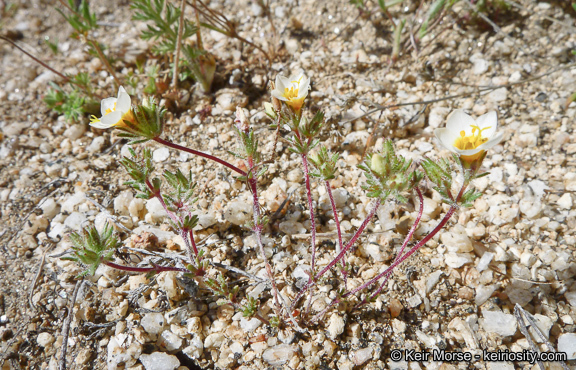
top-left (558, 333), bottom-right (576, 360)
top-left (557, 193), bottom-right (573, 210)
top-left (565, 290), bottom-right (576, 308)
top-left (107, 336), bottom-right (142, 369)
top-left (487, 87), bottom-right (508, 102)
top-left (146, 198), bottom-right (168, 223)
top-left (204, 333), bottom-right (225, 348)
top-left (471, 54), bottom-right (489, 74)
top-left (480, 310), bottom-right (517, 336)
top-left (350, 347), bottom-right (373, 366)
top-left (37, 332), bottom-right (54, 347)
top-left (158, 330), bottom-right (183, 352)
top-left (215, 88), bottom-right (248, 111)
top-left (224, 201), bottom-right (253, 226)
top-left (279, 220), bottom-right (306, 235)
top-left (240, 317), bottom-right (262, 332)
top-left (475, 285), bottom-right (496, 306)
top-left (114, 190), bottom-right (133, 216)
top-left (64, 124), bottom-right (86, 140)
top-left (527, 180), bottom-right (549, 197)
top-left (61, 192), bottom-right (86, 213)
top-left (64, 212), bottom-right (86, 231)
top-left (426, 271), bottom-right (443, 293)
top-left (195, 212), bottom-right (217, 230)
top-left (445, 253), bottom-right (474, 268)
top-left (139, 352), bottom-right (180, 370)
top-left (441, 226), bottom-right (473, 253)
top-left (477, 252), bottom-right (494, 272)
top-left (87, 136), bottom-right (106, 153)
top-left (183, 335), bottom-right (204, 359)
top-left (327, 314), bottom-right (345, 339)
top-left (141, 313), bottom-right (165, 335)
top-left (153, 147), bottom-right (170, 162)
top-left (262, 344), bottom-right (296, 366)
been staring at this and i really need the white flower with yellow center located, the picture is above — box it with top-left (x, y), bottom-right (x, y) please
top-left (271, 73), bottom-right (310, 112)
top-left (435, 110), bottom-right (503, 162)
top-left (90, 86), bottom-right (135, 129)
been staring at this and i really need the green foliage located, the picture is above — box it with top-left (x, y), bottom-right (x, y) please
top-left (120, 147), bottom-right (157, 199)
top-left (182, 45), bottom-right (216, 93)
top-left (44, 36), bottom-right (59, 54)
top-left (162, 169), bottom-right (197, 212)
top-left (421, 156), bottom-right (454, 204)
top-left (309, 146), bottom-right (339, 181)
top-left (285, 112), bottom-right (324, 155)
top-left (62, 222), bottom-right (118, 277)
top-left (44, 82), bottom-right (98, 122)
top-left (460, 188), bottom-right (482, 208)
top-left (358, 140), bottom-right (423, 203)
top-left (206, 273), bottom-right (240, 303)
top-left (241, 297), bottom-right (259, 318)
top-left (132, 0), bottom-right (197, 55)
top-left (57, 0), bottom-right (97, 35)
top-left (419, 0), bottom-right (446, 39)
top-left (116, 97), bottom-right (165, 143)
top-left (186, 250), bottom-right (209, 276)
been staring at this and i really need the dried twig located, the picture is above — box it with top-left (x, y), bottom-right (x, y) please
top-left (59, 279), bottom-right (83, 370)
top-left (172, 0), bottom-right (186, 90)
top-left (514, 304), bottom-right (570, 370)
top-left (28, 240), bottom-right (57, 310)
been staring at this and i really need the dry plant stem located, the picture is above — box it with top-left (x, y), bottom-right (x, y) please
top-left (0, 36), bottom-right (70, 83)
top-left (368, 187), bottom-right (424, 302)
top-left (59, 279), bottom-right (82, 370)
top-left (153, 137), bottom-right (246, 176)
top-left (290, 199), bottom-right (382, 312)
top-left (172, 0), bottom-right (186, 90)
top-left (89, 39), bottom-right (121, 89)
top-left (104, 260), bottom-right (188, 274)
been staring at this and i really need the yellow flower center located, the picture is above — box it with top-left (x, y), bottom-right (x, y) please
top-left (105, 102), bottom-right (117, 115)
top-left (283, 77), bottom-right (302, 101)
top-left (454, 125), bottom-right (490, 150)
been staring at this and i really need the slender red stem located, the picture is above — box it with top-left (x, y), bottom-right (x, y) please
top-left (104, 261), bottom-right (188, 273)
top-left (368, 187), bottom-right (424, 303)
top-left (325, 181), bottom-right (346, 283)
top-left (153, 137), bottom-right (246, 176)
top-left (290, 198), bottom-right (382, 312)
top-left (300, 153), bottom-right (318, 315)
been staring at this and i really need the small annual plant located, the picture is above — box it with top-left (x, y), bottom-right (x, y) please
top-left (66, 73), bottom-right (502, 331)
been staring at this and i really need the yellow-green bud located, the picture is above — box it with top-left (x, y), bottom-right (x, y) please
top-left (371, 153), bottom-right (386, 175)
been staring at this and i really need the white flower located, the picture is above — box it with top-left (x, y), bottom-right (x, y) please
top-left (271, 73), bottom-right (310, 112)
top-left (434, 110), bottom-right (503, 161)
top-left (90, 86), bottom-right (134, 129)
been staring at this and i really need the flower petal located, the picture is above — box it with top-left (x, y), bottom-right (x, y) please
top-left (446, 110), bottom-right (476, 133)
top-left (297, 76), bottom-right (310, 99)
top-left (434, 128), bottom-right (460, 152)
top-left (271, 90), bottom-right (288, 101)
top-left (89, 119), bottom-right (110, 129)
top-left (101, 97), bottom-right (117, 116)
top-left (116, 86), bottom-right (131, 113)
top-left (476, 130), bottom-right (504, 151)
top-left (475, 111), bottom-right (498, 138)
top-left (100, 110), bottom-right (122, 127)
top-left (276, 75), bottom-right (290, 91)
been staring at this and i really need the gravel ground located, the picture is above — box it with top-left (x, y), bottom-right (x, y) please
top-left (0, 0), bottom-right (575, 369)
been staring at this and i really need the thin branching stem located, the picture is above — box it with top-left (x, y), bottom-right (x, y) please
top-left (290, 199), bottom-right (382, 312)
top-left (366, 187), bottom-right (424, 303)
top-left (89, 39), bottom-right (121, 89)
top-left (153, 137), bottom-right (246, 176)
top-left (325, 180), bottom-right (346, 284)
top-left (104, 260), bottom-right (188, 273)
top-left (300, 153), bottom-right (318, 316)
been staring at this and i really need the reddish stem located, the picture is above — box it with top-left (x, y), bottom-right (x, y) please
top-left (325, 180), bottom-right (347, 287)
top-left (153, 137), bottom-right (246, 176)
top-left (368, 187), bottom-right (424, 303)
top-left (104, 260), bottom-right (188, 274)
top-left (290, 198), bottom-right (382, 312)
top-left (300, 153), bottom-right (318, 315)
